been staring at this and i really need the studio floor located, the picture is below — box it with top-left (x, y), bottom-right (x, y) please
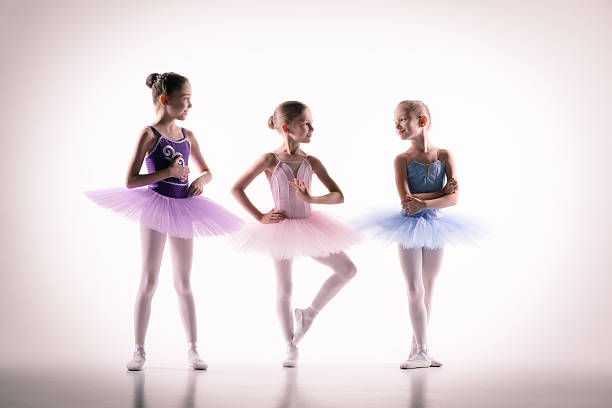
top-left (1, 362), bottom-right (610, 407)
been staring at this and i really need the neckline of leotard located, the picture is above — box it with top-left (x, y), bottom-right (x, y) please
top-left (149, 125), bottom-right (187, 142)
top-left (272, 152), bottom-right (309, 176)
top-left (408, 159), bottom-right (442, 167)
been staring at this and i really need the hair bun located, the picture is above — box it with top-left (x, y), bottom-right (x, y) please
top-left (146, 73), bottom-right (159, 88)
top-left (267, 115), bottom-right (275, 129)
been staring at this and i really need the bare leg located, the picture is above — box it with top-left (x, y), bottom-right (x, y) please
top-left (134, 225), bottom-right (167, 346)
top-left (168, 236), bottom-right (197, 344)
top-left (398, 245), bottom-right (427, 346)
top-left (274, 258), bottom-right (295, 345)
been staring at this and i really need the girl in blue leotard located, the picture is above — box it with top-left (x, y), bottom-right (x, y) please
top-left (358, 100), bottom-right (479, 369)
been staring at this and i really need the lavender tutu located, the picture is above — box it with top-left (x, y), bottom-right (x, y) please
top-left (85, 187), bottom-right (243, 239)
top-left (355, 208), bottom-right (482, 249)
top-left (230, 153), bottom-right (360, 260)
top-left (85, 126), bottom-right (242, 239)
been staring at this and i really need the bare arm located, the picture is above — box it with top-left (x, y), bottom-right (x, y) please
top-left (411, 191), bottom-right (446, 200)
top-left (185, 129), bottom-right (212, 197)
top-left (125, 127), bottom-right (189, 189)
top-left (394, 154), bottom-right (412, 203)
top-left (290, 156), bottom-right (344, 205)
top-left (231, 153), bottom-right (280, 222)
top-left (422, 150), bottom-right (459, 209)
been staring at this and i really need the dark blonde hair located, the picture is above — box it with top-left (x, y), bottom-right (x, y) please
top-left (268, 101), bottom-right (308, 130)
top-left (398, 100), bottom-right (431, 127)
top-left (146, 72), bottom-right (189, 103)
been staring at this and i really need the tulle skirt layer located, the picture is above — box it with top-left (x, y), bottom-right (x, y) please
top-left (85, 187), bottom-right (243, 239)
top-left (355, 209), bottom-right (482, 249)
top-left (230, 211), bottom-right (361, 260)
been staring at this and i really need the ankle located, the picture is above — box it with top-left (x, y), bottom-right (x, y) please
top-left (416, 343), bottom-right (428, 355)
top-left (306, 306), bottom-right (320, 318)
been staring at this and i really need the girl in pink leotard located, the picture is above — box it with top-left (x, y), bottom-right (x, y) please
top-left (231, 101), bottom-right (360, 367)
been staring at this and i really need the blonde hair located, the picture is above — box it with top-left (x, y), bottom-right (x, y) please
top-left (268, 101), bottom-right (308, 130)
top-left (398, 100), bottom-right (431, 127)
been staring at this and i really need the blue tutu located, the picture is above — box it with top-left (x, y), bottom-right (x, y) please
top-left (355, 208), bottom-right (483, 249)
top-left (356, 159), bottom-right (484, 248)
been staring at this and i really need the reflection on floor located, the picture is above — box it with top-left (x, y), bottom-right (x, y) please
top-left (1, 363), bottom-right (611, 407)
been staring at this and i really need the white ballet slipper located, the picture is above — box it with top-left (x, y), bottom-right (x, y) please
top-left (126, 348), bottom-right (146, 371)
top-left (293, 308), bottom-right (316, 344)
top-left (282, 345), bottom-right (299, 368)
top-left (400, 352), bottom-right (431, 369)
top-left (188, 349), bottom-right (208, 370)
top-left (429, 356), bottom-right (443, 367)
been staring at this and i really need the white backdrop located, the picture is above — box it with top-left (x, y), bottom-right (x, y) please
top-left (1, 0), bottom-right (611, 368)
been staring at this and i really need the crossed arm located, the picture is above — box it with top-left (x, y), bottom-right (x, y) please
top-left (394, 151), bottom-right (459, 215)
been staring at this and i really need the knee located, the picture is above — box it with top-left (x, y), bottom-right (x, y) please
top-left (407, 284), bottom-right (425, 301)
top-left (139, 277), bottom-right (158, 297)
top-left (173, 278), bottom-right (192, 296)
top-left (337, 260), bottom-right (357, 280)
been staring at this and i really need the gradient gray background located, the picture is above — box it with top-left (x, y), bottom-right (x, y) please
top-left (1, 0), bottom-right (611, 370)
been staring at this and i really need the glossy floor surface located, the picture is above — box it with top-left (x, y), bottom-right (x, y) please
top-left (1, 363), bottom-right (610, 407)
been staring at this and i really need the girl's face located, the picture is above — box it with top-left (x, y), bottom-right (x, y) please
top-left (394, 105), bottom-right (422, 140)
top-left (165, 81), bottom-right (192, 121)
top-left (285, 108), bottom-right (314, 143)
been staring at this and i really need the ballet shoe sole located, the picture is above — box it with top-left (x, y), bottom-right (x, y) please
top-left (400, 362), bottom-right (431, 369)
top-left (126, 366), bottom-right (144, 371)
top-left (190, 364), bottom-right (208, 370)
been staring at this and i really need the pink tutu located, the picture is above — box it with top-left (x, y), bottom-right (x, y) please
top-left (85, 187), bottom-right (243, 239)
top-left (230, 211), bottom-right (361, 260)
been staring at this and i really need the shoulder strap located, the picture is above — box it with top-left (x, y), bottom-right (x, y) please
top-left (149, 125), bottom-right (162, 138)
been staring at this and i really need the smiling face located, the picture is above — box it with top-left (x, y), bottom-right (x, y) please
top-left (394, 104), bottom-right (422, 140)
top-left (393, 104), bottom-right (429, 140)
top-left (284, 108), bottom-right (314, 143)
top-left (164, 81), bottom-right (192, 121)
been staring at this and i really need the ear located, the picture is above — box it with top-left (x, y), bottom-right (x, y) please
top-left (159, 94), bottom-right (168, 106)
top-left (281, 124), bottom-right (288, 133)
top-left (419, 115), bottom-right (428, 127)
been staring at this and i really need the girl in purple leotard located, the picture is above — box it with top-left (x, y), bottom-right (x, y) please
top-left (86, 72), bottom-right (242, 371)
